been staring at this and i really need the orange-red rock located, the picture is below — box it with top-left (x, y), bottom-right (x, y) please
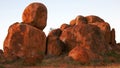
top-left (70, 19), bottom-right (76, 26)
top-left (110, 28), bottom-right (116, 45)
top-left (89, 22), bottom-right (111, 44)
top-left (86, 15), bottom-right (105, 23)
top-left (60, 23), bottom-right (108, 53)
top-left (69, 46), bottom-right (90, 64)
top-left (22, 2), bottom-right (47, 30)
top-left (60, 23), bottom-right (70, 31)
top-left (4, 22), bottom-right (46, 62)
top-left (75, 15), bottom-right (87, 25)
top-left (69, 15), bottom-right (87, 26)
top-left (47, 29), bottom-right (65, 56)
top-left (69, 46), bottom-right (103, 64)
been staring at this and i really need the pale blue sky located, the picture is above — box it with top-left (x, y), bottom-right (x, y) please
top-left (0, 0), bottom-right (120, 49)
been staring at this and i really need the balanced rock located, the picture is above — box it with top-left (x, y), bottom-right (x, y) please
top-left (4, 22), bottom-right (46, 62)
top-left (22, 2), bottom-right (47, 30)
top-left (47, 29), bottom-right (65, 56)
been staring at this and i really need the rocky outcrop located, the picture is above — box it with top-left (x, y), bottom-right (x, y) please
top-left (4, 23), bottom-right (46, 63)
top-left (2, 2), bottom-right (120, 65)
top-left (22, 2), bottom-right (47, 30)
top-left (59, 15), bottom-right (119, 63)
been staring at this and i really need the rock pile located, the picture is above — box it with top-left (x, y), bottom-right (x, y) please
top-left (1, 2), bottom-right (120, 65)
top-left (48, 15), bottom-right (120, 64)
top-left (3, 2), bottom-right (47, 64)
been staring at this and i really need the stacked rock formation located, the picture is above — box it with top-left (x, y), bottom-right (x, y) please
top-left (47, 15), bottom-right (120, 64)
top-left (3, 2), bottom-right (47, 64)
top-left (2, 2), bottom-right (120, 65)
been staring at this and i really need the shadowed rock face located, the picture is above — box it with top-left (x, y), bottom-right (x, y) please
top-left (4, 23), bottom-right (46, 63)
top-left (46, 29), bottom-right (65, 56)
top-left (22, 2), bottom-right (47, 30)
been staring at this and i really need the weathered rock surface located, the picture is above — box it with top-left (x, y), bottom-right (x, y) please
top-left (86, 15), bottom-right (105, 23)
top-left (2, 1), bottom-right (120, 65)
top-left (4, 23), bottom-right (46, 63)
top-left (22, 2), bottom-right (47, 30)
top-left (110, 28), bottom-right (116, 45)
top-left (60, 23), bottom-right (70, 31)
top-left (59, 15), bottom-right (119, 63)
top-left (69, 46), bottom-right (102, 64)
top-left (69, 15), bottom-right (87, 26)
top-left (60, 23), bottom-right (108, 53)
top-left (89, 22), bottom-right (111, 44)
top-left (47, 29), bottom-right (65, 56)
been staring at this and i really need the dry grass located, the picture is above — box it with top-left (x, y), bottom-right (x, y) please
top-left (1, 54), bottom-right (120, 68)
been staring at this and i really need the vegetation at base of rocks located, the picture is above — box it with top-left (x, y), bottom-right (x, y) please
top-left (100, 51), bottom-right (120, 64)
top-left (0, 65), bottom-right (5, 68)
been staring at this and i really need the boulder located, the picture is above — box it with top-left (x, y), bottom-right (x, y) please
top-left (69, 15), bottom-right (87, 26)
top-left (47, 29), bottom-right (65, 56)
top-left (60, 23), bottom-right (108, 53)
top-left (69, 46), bottom-right (102, 64)
top-left (70, 19), bottom-right (76, 26)
top-left (4, 22), bottom-right (46, 63)
top-left (60, 23), bottom-right (70, 31)
top-left (22, 2), bottom-right (47, 30)
top-left (75, 15), bottom-right (87, 25)
top-left (86, 15), bottom-right (105, 23)
top-left (68, 46), bottom-right (90, 64)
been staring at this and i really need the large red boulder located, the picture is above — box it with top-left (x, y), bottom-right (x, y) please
top-left (22, 2), bottom-right (47, 30)
top-left (47, 29), bottom-right (65, 56)
top-left (69, 46), bottom-right (102, 64)
top-left (4, 22), bottom-right (46, 63)
top-left (60, 23), bottom-right (108, 53)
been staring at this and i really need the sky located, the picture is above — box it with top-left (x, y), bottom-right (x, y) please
top-left (0, 0), bottom-right (120, 49)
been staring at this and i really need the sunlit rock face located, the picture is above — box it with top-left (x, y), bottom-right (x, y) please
top-left (4, 23), bottom-right (46, 63)
top-left (22, 2), bottom-right (47, 30)
top-left (59, 15), bottom-right (117, 63)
